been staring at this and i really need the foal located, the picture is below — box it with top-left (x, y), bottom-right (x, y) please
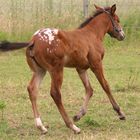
top-left (0, 4), bottom-right (125, 134)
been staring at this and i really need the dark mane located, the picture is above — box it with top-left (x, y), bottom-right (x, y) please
top-left (78, 7), bottom-right (110, 29)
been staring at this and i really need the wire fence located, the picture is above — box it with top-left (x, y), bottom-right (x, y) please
top-left (0, 0), bottom-right (140, 41)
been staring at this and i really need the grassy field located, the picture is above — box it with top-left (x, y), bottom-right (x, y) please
top-left (0, 0), bottom-right (140, 140)
top-left (0, 46), bottom-right (140, 140)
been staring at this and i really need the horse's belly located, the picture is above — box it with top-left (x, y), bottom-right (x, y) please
top-left (63, 55), bottom-right (89, 69)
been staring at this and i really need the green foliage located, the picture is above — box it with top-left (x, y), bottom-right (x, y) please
top-left (0, 0), bottom-right (139, 48)
top-left (127, 68), bottom-right (140, 90)
top-left (122, 11), bottom-right (140, 45)
top-left (0, 101), bottom-right (6, 110)
top-left (0, 121), bottom-right (8, 134)
top-left (0, 32), bottom-right (8, 41)
top-left (84, 116), bottom-right (100, 127)
top-left (0, 100), bottom-right (6, 120)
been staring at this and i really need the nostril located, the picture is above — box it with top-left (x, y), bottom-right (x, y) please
top-left (120, 34), bottom-right (125, 40)
top-left (120, 31), bottom-right (125, 40)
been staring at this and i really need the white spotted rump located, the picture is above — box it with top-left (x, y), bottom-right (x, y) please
top-left (33, 28), bottom-right (59, 45)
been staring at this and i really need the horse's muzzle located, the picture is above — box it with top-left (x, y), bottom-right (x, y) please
top-left (117, 30), bottom-right (125, 41)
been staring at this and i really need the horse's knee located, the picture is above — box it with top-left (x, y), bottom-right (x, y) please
top-left (86, 86), bottom-right (93, 97)
top-left (50, 88), bottom-right (56, 98)
top-left (27, 85), bottom-right (36, 100)
top-left (50, 88), bottom-right (61, 103)
top-left (89, 87), bottom-right (93, 97)
top-left (27, 85), bottom-right (31, 93)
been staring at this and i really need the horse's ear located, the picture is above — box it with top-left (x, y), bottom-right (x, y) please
top-left (111, 4), bottom-right (116, 15)
top-left (94, 4), bottom-right (103, 10)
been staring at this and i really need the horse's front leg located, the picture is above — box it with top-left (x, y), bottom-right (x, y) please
top-left (90, 61), bottom-right (125, 120)
top-left (50, 67), bottom-right (81, 134)
top-left (73, 69), bottom-right (93, 122)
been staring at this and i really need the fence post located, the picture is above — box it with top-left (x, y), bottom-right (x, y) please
top-left (83, 0), bottom-right (88, 18)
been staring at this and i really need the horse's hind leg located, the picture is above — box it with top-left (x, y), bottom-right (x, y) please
top-left (27, 70), bottom-right (47, 134)
top-left (50, 67), bottom-right (80, 134)
top-left (73, 69), bottom-right (93, 122)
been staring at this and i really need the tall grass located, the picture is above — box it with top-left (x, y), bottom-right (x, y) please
top-left (0, 0), bottom-right (140, 47)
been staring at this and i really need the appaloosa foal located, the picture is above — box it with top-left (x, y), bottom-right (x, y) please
top-left (0, 4), bottom-right (125, 134)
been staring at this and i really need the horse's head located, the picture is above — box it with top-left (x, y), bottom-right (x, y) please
top-left (95, 4), bottom-right (125, 41)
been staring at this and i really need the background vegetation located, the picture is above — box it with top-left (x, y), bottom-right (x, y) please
top-left (0, 0), bottom-right (140, 140)
top-left (0, 0), bottom-right (140, 46)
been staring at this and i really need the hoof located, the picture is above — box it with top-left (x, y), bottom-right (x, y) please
top-left (41, 126), bottom-right (48, 134)
top-left (37, 125), bottom-right (48, 134)
top-left (72, 125), bottom-right (81, 134)
top-left (119, 115), bottom-right (126, 120)
top-left (74, 130), bottom-right (81, 134)
top-left (119, 112), bottom-right (126, 120)
top-left (41, 129), bottom-right (48, 135)
top-left (73, 115), bottom-right (80, 122)
top-left (35, 117), bottom-right (48, 134)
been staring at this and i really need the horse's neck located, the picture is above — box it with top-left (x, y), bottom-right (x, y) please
top-left (84, 15), bottom-right (110, 41)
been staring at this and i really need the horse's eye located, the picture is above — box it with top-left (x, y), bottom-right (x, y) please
top-left (115, 28), bottom-right (120, 32)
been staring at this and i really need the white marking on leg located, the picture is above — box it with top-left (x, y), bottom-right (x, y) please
top-left (35, 117), bottom-right (43, 126)
top-left (35, 117), bottom-right (47, 133)
top-left (72, 124), bottom-right (81, 133)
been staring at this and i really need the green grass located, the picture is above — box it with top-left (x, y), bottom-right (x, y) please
top-left (0, 0), bottom-right (140, 139)
top-left (0, 46), bottom-right (140, 140)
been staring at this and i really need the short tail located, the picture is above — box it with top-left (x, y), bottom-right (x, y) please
top-left (0, 41), bottom-right (29, 51)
